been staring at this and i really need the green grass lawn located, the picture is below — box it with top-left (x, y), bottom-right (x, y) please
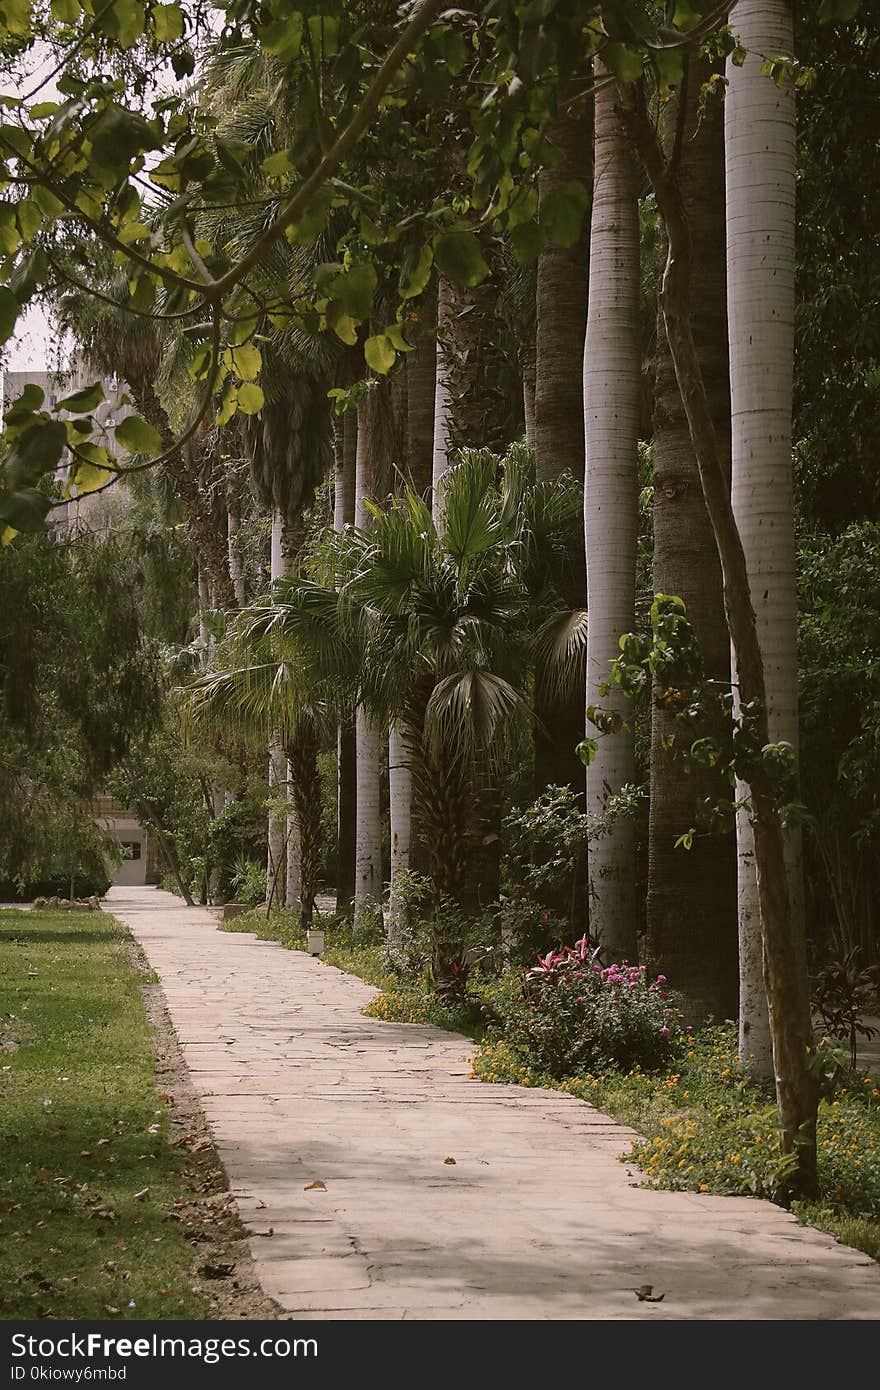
top-left (0, 907), bottom-right (214, 1320)
top-left (221, 908), bottom-right (880, 1262)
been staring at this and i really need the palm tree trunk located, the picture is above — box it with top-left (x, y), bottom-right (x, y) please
top-left (726, 0), bottom-right (803, 1074)
top-left (135, 376), bottom-right (235, 609)
top-left (406, 280), bottom-right (437, 499)
top-left (522, 372), bottom-right (536, 448)
top-left (535, 102), bottom-right (591, 483)
top-left (266, 509), bottom-right (288, 911)
top-left (334, 408), bottom-right (357, 914)
top-left (354, 391), bottom-right (385, 929)
top-left (388, 725), bottom-right (412, 945)
top-left (582, 67), bottom-right (640, 958)
top-left (226, 473), bottom-right (246, 606)
top-left (647, 56), bottom-right (737, 1022)
top-left (432, 277), bottom-right (455, 521)
top-left (619, 74), bottom-right (818, 1200)
top-left (532, 103), bottom-right (591, 804)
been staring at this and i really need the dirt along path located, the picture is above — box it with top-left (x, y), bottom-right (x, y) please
top-left (106, 886), bottom-right (880, 1321)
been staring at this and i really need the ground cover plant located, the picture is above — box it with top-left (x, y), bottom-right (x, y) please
top-left (0, 908), bottom-right (221, 1319)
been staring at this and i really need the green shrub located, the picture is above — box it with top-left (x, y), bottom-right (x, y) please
top-left (511, 938), bottom-right (681, 1077)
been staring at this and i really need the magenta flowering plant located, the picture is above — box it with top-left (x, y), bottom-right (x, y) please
top-left (515, 940), bottom-right (682, 1078)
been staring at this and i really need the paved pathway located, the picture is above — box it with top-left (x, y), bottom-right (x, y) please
top-left (106, 886), bottom-right (880, 1320)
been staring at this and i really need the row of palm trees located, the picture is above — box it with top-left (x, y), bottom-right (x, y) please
top-left (58, 1), bottom-right (818, 1188)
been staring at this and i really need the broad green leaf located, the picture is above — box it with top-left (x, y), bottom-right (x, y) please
top-left (652, 47), bottom-right (684, 93)
top-left (383, 321), bottom-right (411, 352)
top-left (6, 421), bottom-right (67, 482)
top-left (16, 199), bottom-right (41, 240)
top-left (229, 343), bottom-right (262, 380)
top-left (672, 0), bottom-right (702, 31)
top-left (6, 383), bottom-right (44, 416)
top-left (0, 285), bottom-right (18, 342)
top-left (57, 382), bottom-right (105, 414)
top-left (540, 180), bottom-right (590, 249)
top-left (216, 383), bottom-right (238, 427)
top-left (69, 448), bottom-right (112, 495)
top-left (28, 102), bottom-right (59, 119)
top-left (328, 262), bottom-right (377, 321)
top-left (0, 486), bottom-right (52, 531)
top-left (332, 313), bottom-right (358, 346)
top-left (261, 149), bottom-right (294, 177)
top-left (0, 205), bottom-right (20, 255)
top-left (153, 2), bottom-right (183, 41)
top-left (364, 334), bottom-right (396, 374)
top-left (433, 229), bottom-right (490, 288)
top-left (602, 42), bottom-right (644, 84)
top-left (51, 0), bottom-right (79, 18)
top-left (115, 414), bottom-right (163, 454)
top-left (237, 382), bottom-right (265, 415)
top-left (399, 243), bottom-right (433, 300)
top-left (510, 220), bottom-right (544, 265)
top-left (259, 13), bottom-right (304, 61)
top-left (1, 525), bottom-right (18, 546)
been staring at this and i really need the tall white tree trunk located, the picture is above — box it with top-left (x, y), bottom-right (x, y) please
top-left (432, 277), bottom-right (454, 523)
top-left (583, 68), bottom-right (641, 959)
top-left (726, 0), bottom-right (800, 1072)
top-left (354, 397), bottom-right (383, 929)
top-left (335, 408), bottom-right (358, 915)
top-left (388, 726), bottom-right (412, 944)
top-left (266, 509), bottom-right (288, 910)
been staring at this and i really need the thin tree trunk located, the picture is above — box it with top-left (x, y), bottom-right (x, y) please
top-left (353, 391), bottom-right (385, 928)
top-left (266, 509), bottom-right (288, 910)
top-left (388, 725), bottom-right (412, 945)
top-left (582, 67), bottom-right (640, 958)
top-left (726, 0), bottom-right (802, 1074)
top-left (432, 277), bottom-right (455, 521)
top-left (535, 102), bottom-right (591, 484)
top-left (522, 373), bottom-right (536, 448)
top-left (532, 104), bottom-right (591, 802)
top-left (226, 473), bottom-right (246, 606)
top-left (334, 407), bottom-right (357, 915)
top-left (647, 56), bottom-right (737, 1022)
top-left (406, 280), bottom-right (437, 499)
top-left (620, 77), bottom-right (818, 1200)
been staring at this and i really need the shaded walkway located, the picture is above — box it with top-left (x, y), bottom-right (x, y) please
top-left (107, 886), bottom-right (880, 1320)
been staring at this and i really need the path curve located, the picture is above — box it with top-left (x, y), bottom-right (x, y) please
top-left (107, 887), bottom-right (880, 1320)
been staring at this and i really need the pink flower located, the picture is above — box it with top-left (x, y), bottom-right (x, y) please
top-left (660, 1026), bottom-right (670, 1037)
top-left (657, 974), bottom-right (667, 984)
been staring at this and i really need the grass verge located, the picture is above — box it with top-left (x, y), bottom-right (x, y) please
top-left (1, 908), bottom-right (221, 1319)
top-left (220, 910), bottom-right (880, 1263)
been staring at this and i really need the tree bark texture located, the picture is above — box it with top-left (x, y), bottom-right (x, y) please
top-left (583, 68), bottom-right (641, 959)
top-left (726, 0), bottom-right (803, 1074)
top-left (646, 56), bottom-right (738, 1023)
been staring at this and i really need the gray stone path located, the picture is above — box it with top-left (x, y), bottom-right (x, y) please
top-left (106, 886), bottom-right (880, 1320)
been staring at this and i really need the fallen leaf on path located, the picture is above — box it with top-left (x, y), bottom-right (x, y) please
top-left (133, 1188), bottom-right (150, 1201)
top-left (304, 1180), bottom-right (326, 1191)
top-left (633, 1284), bottom-right (665, 1302)
top-left (200, 1263), bottom-right (234, 1279)
top-left (104, 1306), bottom-right (120, 1316)
top-left (443, 1157), bottom-right (456, 1165)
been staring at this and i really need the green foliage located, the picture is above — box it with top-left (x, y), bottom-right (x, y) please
top-left (0, 533), bottom-right (163, 884)
top-left (511, 945), bottom-right (681, 1079)
top-left (0, 907), bottom-right (213, 1318)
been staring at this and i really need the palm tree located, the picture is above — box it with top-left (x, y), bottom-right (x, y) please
top-left (726, 0), bottom-right (803, 1072)
top-left (352, 384), bottom-right (391, 927)
top-left (582, 66), bottom-right (641, 958)
top-left (646, 54), bottom-right (737, 1022)
top-left (56, 286), bottom-right (236, 610)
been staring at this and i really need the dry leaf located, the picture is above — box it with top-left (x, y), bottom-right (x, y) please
top-left (443, 1157), bottom-right (456, 1165)
top-left (104, 1305), bottom-right (120, 1316)
top-left (304, 1179), bottom-right (326, 1191)
top-left (133, 1188), bottom-right (150, 1201)
top-left (633, 1284), bottom-right (665, 1303)
top-left (200, 1263), bottom-right (234, 1279)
